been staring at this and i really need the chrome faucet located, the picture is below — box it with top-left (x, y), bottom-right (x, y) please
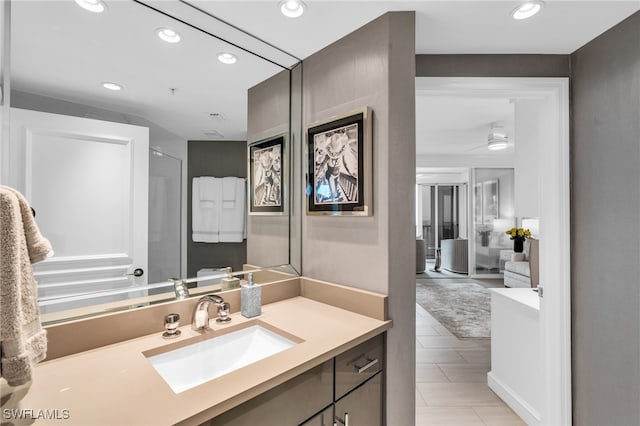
top-left (192, 294), bottom-right (231, 330)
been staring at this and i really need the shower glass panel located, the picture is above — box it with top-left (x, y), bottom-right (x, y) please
top-left (149, 149), bottom-right (182, 291)
top-left (473, 168), bottom-right (515, 275)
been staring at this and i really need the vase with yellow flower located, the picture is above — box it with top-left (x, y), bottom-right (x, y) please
top-left (505, 227), bottom-right (532, 253)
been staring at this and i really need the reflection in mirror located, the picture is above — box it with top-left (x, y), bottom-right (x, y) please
top-left (40, 264), bottom-right (300, 325)
top-left (6, 0), bottom-right (299, 322)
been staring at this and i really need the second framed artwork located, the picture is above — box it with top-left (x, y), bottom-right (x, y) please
top-left (306, 107), bottom-right (373, 216)
top-left (248, 134), bottom-right (287, 215)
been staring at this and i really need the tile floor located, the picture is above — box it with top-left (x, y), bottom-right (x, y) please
top-left (415, 303), bottom-right (525, 425)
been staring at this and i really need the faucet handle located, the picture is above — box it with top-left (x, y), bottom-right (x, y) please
top-left (216, 302), bottom-right (231, 323)
top-left (163, 313), bottom-right (181, 338)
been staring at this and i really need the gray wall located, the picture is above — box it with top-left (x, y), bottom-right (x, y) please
top-left (570, 11), bottom-right (640, 426)
top-left (416, 54), bottom-right (569, 77)
top-left (246, 69), bottom-right (290, 268)
top-left (301, 12), bottom-right (416, 425)
top-left (290, 64), bottom-right (303, 273)
top-left (187, 140), bottom-right (247, 277)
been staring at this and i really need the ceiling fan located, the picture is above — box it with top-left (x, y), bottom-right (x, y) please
top-left (466, 121), bottom-right (511, 152)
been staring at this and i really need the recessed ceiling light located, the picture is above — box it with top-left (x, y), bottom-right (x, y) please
top-left (217, 52), bottom-right (237, 65)
top-left (511, 1), bottom-right (544, 20)
top-left (157, 28), bottom-right (181, 44)
top-left (102, 82), bottom-right (122, 91)
top-left (279, 0), bottom-right (306, 18)
top-left (74, 0), bottom-right (106, 13)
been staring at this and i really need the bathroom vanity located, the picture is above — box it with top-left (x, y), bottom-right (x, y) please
top-left (2, 277), bottom-right (390, 426)
top-left (208, 334), bottom-right (384, 426)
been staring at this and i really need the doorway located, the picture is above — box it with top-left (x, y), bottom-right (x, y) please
top-left (415, 77), bottom-right (571, 425)
top-left (418, 184), bottom-right (465, 261)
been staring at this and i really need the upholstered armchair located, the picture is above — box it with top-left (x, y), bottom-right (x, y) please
top-left (503, 239), bottom-right (539, 288)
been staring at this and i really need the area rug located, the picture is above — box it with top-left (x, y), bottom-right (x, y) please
top-left (417, 267), bottom-right (468, 280)
top-left (416, 280), bottom-right (491, 338)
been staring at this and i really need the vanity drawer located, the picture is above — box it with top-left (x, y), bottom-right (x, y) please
top-left (335, 334), bottom-right (384, 399)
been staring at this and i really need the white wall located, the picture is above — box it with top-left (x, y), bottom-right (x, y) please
top-left (514, 100), bottom-right (542, 219)
top-left (417, 153), bottom-right (514, 169)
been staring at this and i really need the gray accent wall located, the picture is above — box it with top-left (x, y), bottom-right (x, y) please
top-left (570, 11), bottom-right (640, 426)
top-left (187, 140), bottom-right (247, 278)
top-left (301, 12), bottom-right (416, 425)
top-left (416, 54), bottom-right (569, 77)
top-left (246, 69), bottom-right (291, 268)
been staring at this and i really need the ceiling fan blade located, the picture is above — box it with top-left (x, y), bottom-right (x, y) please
top-left (465, 144), bottom-right (487, 152)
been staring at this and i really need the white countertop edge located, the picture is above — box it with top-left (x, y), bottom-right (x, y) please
top-left (490, 288), bottom-right (540, 312)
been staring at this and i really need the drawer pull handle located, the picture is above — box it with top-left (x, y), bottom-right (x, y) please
top-left (354, 357), bottom-right (378, 374)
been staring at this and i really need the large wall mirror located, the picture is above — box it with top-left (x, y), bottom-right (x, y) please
top-left (2, 0), bottom-right (301, 323)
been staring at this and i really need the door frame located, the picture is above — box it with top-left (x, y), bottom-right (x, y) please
top-left (416, 77), bottom-right (571, 425)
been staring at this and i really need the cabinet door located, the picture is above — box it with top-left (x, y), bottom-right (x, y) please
top-left (335, 334), bottom-right (384, 399)
top-left (300, 406), bottom-right (334, 426)
top-left (207, 360), bottom-right (333, 426)
top-left (334, 373), bottom-right (382, 426)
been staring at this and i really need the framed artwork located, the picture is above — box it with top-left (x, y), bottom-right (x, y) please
top-left (474, 182), bottom-right (483, 224)
top-left (248, 134), bottom-right (287, 215)
top-left (482, 180), bottom-right (499, 224)
top-left (306, 107), bottom-right (372, 216)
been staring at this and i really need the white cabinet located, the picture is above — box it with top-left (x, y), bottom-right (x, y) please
top-left (488, 289), bottom-right (541, 425)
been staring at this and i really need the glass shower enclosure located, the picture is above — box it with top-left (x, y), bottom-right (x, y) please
top-left (148, 148), bottom-right (182, 293)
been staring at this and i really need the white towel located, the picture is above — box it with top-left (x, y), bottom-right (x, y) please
top-left (219, 178), bottom-right (246, 242)
top-left (199, 177), bottom-right (218, 202)
top-left (192, 177), bottom-right (220, 243)
top-left (222, 177), bottom-right (237, 209)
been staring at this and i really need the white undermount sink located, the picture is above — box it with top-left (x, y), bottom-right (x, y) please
top-left (146, 324), bottom-right (297, 393)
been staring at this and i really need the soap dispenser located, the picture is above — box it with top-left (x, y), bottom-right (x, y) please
top-left (241, 273), bottom-right (261, 318)
top-left (220, 267), bottom-right (240, 290)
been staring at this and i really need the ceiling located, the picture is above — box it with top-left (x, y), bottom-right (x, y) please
top-left (198, 1), bottom-right (640, 57)
top-left (203, 0), bottom-right (638, 158)
top-left (416, 95), bottom-right (514, 156)
top-left (9, 1), bottom-right (639, 144)
top-left (10, 0), bottom-right (284, 141)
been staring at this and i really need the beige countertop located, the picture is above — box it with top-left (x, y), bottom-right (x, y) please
top-left (4, 296), bottom-right (391, 426)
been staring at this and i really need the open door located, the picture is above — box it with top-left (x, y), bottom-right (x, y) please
top-left (8, 108), bottom-right (149, 314)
